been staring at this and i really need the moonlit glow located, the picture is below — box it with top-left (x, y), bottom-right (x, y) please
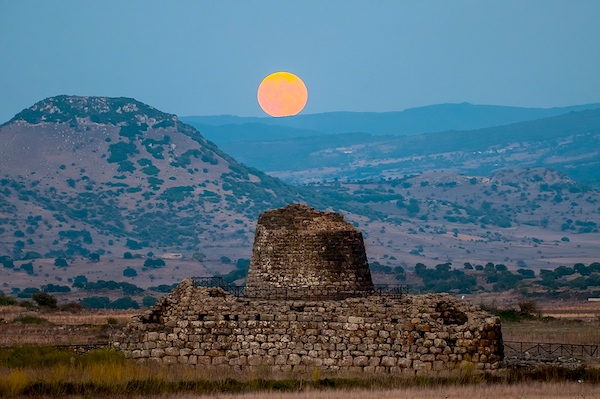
top-left (257, 71), bottom-right (308, 117)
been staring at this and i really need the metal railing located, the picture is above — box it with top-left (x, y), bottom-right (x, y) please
top-left (192, 276), bottom-right (245, 297)
top-left (0, 343), bottom-right (109, 352)
top-left (504, 341), bottom-right (600, 359)
top-left (191, 276), bottom-right (409, 300)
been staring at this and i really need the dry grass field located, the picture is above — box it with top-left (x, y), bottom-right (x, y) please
top-left (182, 383), bottom-right (599, 399)
top-left (1, 357), bottom-right (599, 399)
top-left (6, 382), bottom-right (599, 399)
top-left (0, 306), bottom-right (136, 346)
top-left (538, 301), bottom-right (600, 320)
top-left (502, 318), bottom-right (600, 344)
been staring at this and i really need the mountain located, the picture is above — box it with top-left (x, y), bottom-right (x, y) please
top-left (195, 108), bottom-right (600, 186)
top-left (182, 102), bottom-right (600, 138)
top-left (0, 95), bottom-right (345, 259)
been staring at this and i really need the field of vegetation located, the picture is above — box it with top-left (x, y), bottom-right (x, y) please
top-left (179, 383), bottom-right (599, 399)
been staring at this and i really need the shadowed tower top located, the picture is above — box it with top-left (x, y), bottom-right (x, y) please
top-left (245, 204), bottom-right (373, 299)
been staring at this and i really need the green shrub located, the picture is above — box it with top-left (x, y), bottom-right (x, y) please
top-left (161, 186), bottom-right (194, 202)
top-left (142, 296), bottom-right (157, 307)
top-left (126, 239), bottom-right (143, 250)
top-left (19, 300), bottom-right (36, 310)
top-left (123, 267), bottom-right (137, 277)
top-left (137, 158), bottom-right (152, 167)
top-left (42, 284), bottom-right (71, 293)
top-left (80, 296), bottom-right (111, 309)
top-left (15, 315), bottom-right (48, 324)
top-left (517, 269), bottom-right (535, 278)
top-left (32, 292), bottom-right (57, 308)
top-left (148, 177), bottom-right (164, 189)
top-left (17, 287), bottom-right (40, 298)
top-left (119, 125), bottom-right (144, 139)
top-left (20, 262), bottom-right (34, 275)
top-left (22, 251), bottom-right (42, 260)
top-left (143, 258), bottom-right (165, 268)
top-left (170, 149), bottom-right (201, 168)
top-left (72, 275), bottom-right (88, 288)
top-left (149, 283), bottom-right (178, 293)
top-left (54, 257), bottom-right (68, 267)
top-left (0, 293), bottom-right (17, 306)
top-left (111, 296), bottom-right (139, 309)
top-left (142, 165), bottom-right (160, 175)
top-left (118, 160), bottom-right (136, 173)
top-left (107, 141), bottom-right (138, 163)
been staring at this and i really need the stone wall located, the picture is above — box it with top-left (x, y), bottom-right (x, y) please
top-left (245, 204), bottom-right (373, 299)
top-left (112, 279), bottom-right (503, 374)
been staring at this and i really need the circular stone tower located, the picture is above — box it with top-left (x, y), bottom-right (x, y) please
top-left (245, 204), bottom-right (374, 299)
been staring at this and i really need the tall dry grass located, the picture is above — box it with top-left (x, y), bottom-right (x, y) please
top-left (5, 382), bottom-right (597, 399)
top-left (1, 360), bottom-right (600, 397)
top-left (502, 319), bottom-right (600, 344)
top-left (175, 382), bottom-right (600, 399)
top-left (0, 345), bottom-right (599, 397)
top-left (0, 306), bottom-right (136, 326)
top-left (0, 307), bottom-right (136, 346)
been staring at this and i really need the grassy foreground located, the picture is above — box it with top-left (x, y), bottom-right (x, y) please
top-left (174, 383), bottom-right (600, 399)
top-left (1, 346), bottom-right (600, 397)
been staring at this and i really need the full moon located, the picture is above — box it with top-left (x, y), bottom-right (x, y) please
top-left (257, 71), bottom-right (308, 117)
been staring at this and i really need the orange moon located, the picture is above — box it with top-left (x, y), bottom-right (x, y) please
top-left (257, 72), bottom-right (308, 117)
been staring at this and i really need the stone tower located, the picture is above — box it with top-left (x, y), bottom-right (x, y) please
top-left (245, 204), bottom-right (373, 299)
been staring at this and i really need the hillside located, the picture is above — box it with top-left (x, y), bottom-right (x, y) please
top-left (317, 168), bottom-right (600, 272)
top-left (0, 96), bottom-right (342, 260)
top-left (2, 165), bottom-right (600, 301)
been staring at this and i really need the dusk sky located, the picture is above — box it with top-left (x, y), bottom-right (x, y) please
top-left (1, 1), bottom-right (599, 123)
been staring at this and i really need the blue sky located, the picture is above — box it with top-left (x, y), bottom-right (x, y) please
top-left (1, 0), bottom-right (599, 123)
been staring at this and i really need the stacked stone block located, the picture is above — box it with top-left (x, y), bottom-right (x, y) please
top-left (245, 204), bottom-right (373, 299)
top-left (112, 280), bottom-right (503, 374)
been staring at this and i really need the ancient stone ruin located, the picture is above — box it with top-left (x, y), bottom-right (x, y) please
top-left (112, 204), bottom-right (503, 374)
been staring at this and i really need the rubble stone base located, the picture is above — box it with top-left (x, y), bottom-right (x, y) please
top-left (111, 280), bottom-right (504, 374)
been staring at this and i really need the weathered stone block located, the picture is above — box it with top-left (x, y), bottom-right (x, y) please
top-left (163, 356), bottom-right (177, 364)
top-left (288, 354), bottom-right (301, 365)
top-left (353, 356), bottom-right (369, 366)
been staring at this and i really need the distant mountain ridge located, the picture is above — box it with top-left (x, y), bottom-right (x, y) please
top-left (182, 102), bottom-right (600, 138)
top-left (200, 107), bottom-right (600, 186)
